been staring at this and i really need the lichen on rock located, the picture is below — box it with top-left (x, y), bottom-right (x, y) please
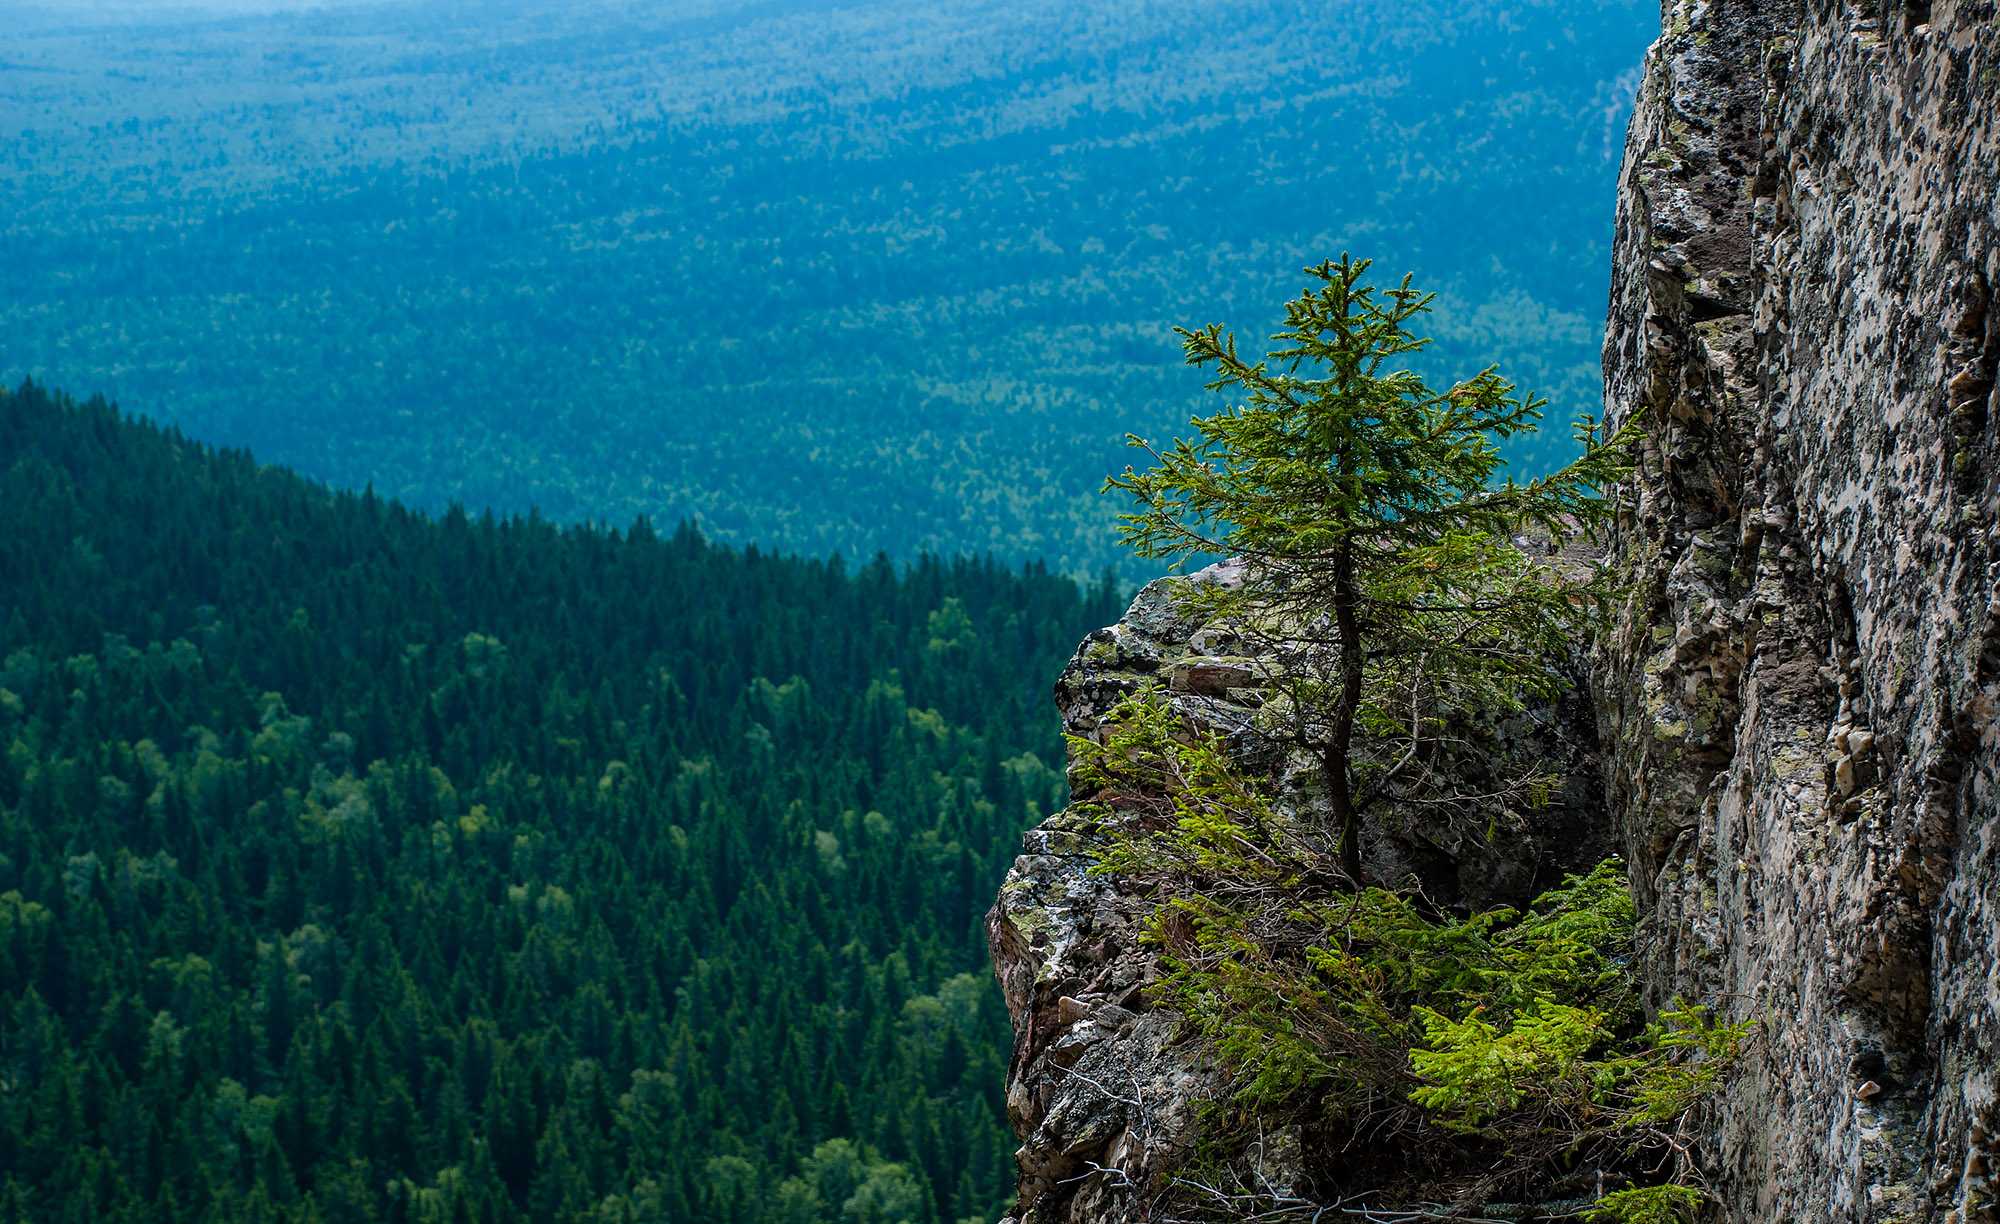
top-left (988, 563), bottom-right (1250, 1224)
top-left (1597, 0), bottom-right (2000, 1217)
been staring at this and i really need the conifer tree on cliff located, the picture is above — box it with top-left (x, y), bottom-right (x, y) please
top-left (1108, 255), bottom-right (1635, 884)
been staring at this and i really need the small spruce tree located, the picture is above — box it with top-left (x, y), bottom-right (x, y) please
top-left (1107, 254), bottom-right (1635, 881)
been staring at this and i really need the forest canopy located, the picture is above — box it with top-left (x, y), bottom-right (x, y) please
top-left (0, 0), bottom-right (1654, 574)
top-left (0, 379), bottom-right (1124, 1223)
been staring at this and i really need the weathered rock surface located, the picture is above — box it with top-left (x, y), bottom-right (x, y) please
top-left (987, 563), bottom-right (1247, 1224)
top-left (1598, 0), bottom-right (2000, 1218)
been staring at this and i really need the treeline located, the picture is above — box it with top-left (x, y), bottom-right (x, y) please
top-left (0, 380), bottom-right (1123, 1222)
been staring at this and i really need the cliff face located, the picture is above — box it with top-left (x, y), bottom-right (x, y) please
top-left (1599, 0), bottom-right (1999, 1218)
top-left (991, 1), bottom-right (2000, 1220)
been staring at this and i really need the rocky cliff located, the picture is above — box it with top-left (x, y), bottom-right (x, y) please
top-left (1599, 0), bottom-right (1998, 1217)
top-left (986, 565), bottom-right (1243, 1224)
top-left (990, 0), bottom-right (2000, 1220)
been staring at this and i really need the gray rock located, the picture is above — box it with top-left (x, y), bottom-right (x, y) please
top-left (1596, 0), bottom-right (2000, 1217)
top-left (989, 561), bottom-right (1612, 1221)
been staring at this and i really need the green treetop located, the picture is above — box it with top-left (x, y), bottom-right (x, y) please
top-left (1107, 254), bottom-right (1635, 882)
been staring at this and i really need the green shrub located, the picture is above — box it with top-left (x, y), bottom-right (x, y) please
top-left (1584, 1184), bottom-right (1707, 1224)
top-left (1076, 689), bottom-right (1751, 1215)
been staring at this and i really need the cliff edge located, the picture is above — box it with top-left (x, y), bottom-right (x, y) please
top-left (991, 1), bottom-right (2000, 1219)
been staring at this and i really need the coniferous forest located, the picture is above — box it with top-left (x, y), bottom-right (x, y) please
top-left (0, 0), bottom-right (1653, 574)
top-left (0, 4), bottom-right (1667, 1220)
top-left (0, 380), bottom-right (1124, 1223)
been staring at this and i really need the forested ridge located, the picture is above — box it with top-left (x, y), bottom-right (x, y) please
top-left (0, 379), bottom-right (1123, 1223)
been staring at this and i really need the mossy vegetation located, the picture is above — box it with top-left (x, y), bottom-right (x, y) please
top-left (1585, 1183), bottom-right (1708, 1224)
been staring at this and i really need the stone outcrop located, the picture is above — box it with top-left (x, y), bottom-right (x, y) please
top-left (986, 564), bottom-right (1243, 1224)
top-left (988, 562), bottom-right (1613, 1222)
top-left (1598, 0), bottom-right (1999, 1218)
top-left (991, 1), bottom-right (2000, 1219)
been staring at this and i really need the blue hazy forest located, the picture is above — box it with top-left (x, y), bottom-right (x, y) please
top-left (2, 0), bottom-right (1651, 573)
top-left (0, 2), bottom-right (1653, 1222)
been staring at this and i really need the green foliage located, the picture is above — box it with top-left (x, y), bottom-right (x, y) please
top-left (1107, 255), bottom-right (1639, 875)
top-left (0, 1), bottom-right (1653, 574)
top-left (1110, 256), bottom-right (1629, 562)
top-left (1407, 999), bottom-right (1609, 1129)
top-left (0, 380), bottom-right (1127, 1223)
top-left (1620, 1005), bottom-right (1760, 1128)
top-left (1583, 1184), bottom-right (1707, 1224)
top-left (1079, 690), bottom-right (1749, 1212)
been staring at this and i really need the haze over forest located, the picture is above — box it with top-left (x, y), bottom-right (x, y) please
top-left (1, 0), bottom-right (1652, 572)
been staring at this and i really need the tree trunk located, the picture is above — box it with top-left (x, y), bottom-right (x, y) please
top-left (1326, 542), bottom-right (1365, 884)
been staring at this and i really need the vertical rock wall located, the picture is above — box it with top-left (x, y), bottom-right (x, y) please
top-left (1598, 0), bottom-right (1999, 1217)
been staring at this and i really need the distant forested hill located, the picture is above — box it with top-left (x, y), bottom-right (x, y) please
top-left (0, 378), bottom-right (1122, 1223)
top-left (0, 0), bottom-right (1652, 574)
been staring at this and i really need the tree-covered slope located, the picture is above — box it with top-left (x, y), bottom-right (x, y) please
top-left (0, 379), bottom-right (1123, 1223)
top-left (0, 0), bottom-right (1654, 573)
